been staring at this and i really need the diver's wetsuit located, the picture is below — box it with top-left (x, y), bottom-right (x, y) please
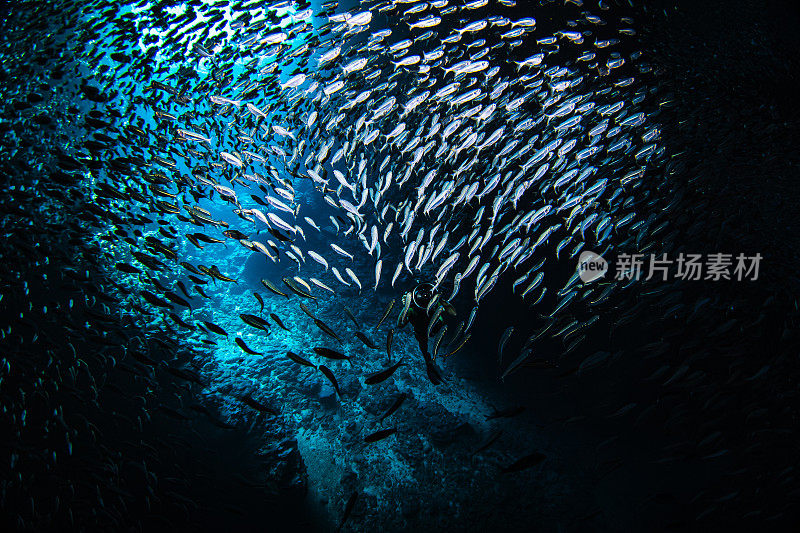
top-left (398, 284), bottom-right (455, 386)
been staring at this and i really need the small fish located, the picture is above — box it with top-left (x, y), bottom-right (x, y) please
top-left (270, 313), bottom-right (290, 331)
top-left (240, 314), bottom-right (270, 332)
top-left (253, 292), bottom-right (264, 312)
top-left (344, 306), bottom-right (360, 328)
top-left (313, 347), bottom-right (350, 362)
top-left (364, 427), bottom-right (397, 443)
top-left (261, 278), bottom-right (288, 298)
top-left (176, 281), bottom-right (192, 300)
top-left (332, 267), bottom-right (351, 287)
top-left (335, 492), bottom-right (358, 533)
top-left (308, 250), bottom-right (329, 270)
top-left (397, 294), bottom-right (412, 326)
top-left (330, 243), bottom-right (353, 260)
top-left (319, 365), bottom-right (342, 398)
top-left (192, 232), bottom-right (224, 244)
top-left (164, 291), bottom-right (191, 309)
top-left (376, 299), bottom-right (395, 328)
top-left (379, 393), bottom-right (407, 423)
top-left (235, 337), bottom-right (262, 356)
top-left (191, 279), bottom-right (211, 293)
top-left (432, 325), bottom-right (448, 361)
top-left (286, 350), bottom-right (316, 368)
top-left (310, 278), bottom-right (336, 294)
top-left (239, 394), bottom-right (279, 415)
top-left (501, 452), bottom-right (546, 473)
top-left (443, 334), bottom-right (470, 359)
top-left (472, 429), bottom-right (503, 456)
top-left (168, 313), bottom-right (194, 330)
top-left (313, 318), bottom-right (342, 342)
top-left (345, 268), bottom-right (362, 290)
top-left (223, 229), bottom-right (248, 240)
top-left (141, 290), bottom-right (173, 309)
top-left (427, 306), bottom-right (444, 338)
top-left (299, 303), bottom-right (316, 319)
top-left (500, 349), bottom-right (534, 380)
top-left (202, 320), bottom-right (227, 336)
top-left (208, 266), bottom-right (237, 283)
top-left (180, 262), bottom-right (202, 275)
top-left (365, 359), bottom-right (405, 385)
top-left (374, 259), bottom-right (383, 290)
top-left (498, 326), bottom-right (514, 366)
top-left (115, 262), bottom-right (141, 274)
top-left (354, 331), bottom-right (378, 349)
top-left (283, 277), bottom-right (316, 299)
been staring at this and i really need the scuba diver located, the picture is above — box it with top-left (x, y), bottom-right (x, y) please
top-left (398, 282), bottom-right (457, 386)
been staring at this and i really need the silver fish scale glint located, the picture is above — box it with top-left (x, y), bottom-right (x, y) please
top-left (91, 0), bottom-right (669, 362)
top-left (170, 2), bottom-right (664, 351)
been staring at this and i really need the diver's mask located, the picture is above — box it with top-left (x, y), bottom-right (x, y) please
top-left (412, 283), bottom-right (434, 310)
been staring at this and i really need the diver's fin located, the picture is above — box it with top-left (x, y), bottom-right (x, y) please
top-left (424, 355), bottom-right (445, 386)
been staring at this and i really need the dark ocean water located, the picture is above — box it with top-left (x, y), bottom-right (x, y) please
top-left (1, 0), bottom-right (799, 531)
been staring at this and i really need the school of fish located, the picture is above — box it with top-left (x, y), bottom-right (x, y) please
top-left (4, 0), bottom-right (799, 530)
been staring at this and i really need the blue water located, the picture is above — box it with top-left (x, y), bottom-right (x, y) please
top-left (3, 0), bottom-right (800, 530)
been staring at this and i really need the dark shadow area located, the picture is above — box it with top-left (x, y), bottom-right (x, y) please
top-left (451, 0), bottom-right (800, 528)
